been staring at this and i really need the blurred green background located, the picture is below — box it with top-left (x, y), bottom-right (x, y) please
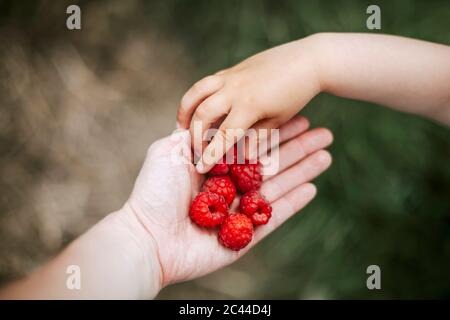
top-left (0, 0), bottom-right (449, 299)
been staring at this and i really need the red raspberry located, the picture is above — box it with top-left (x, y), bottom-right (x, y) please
top-left (202, 175), bottom-right (236, 206)
top-left (209, 162), bottom-right (229, 175)
top-left (209, 145), bottom-right (241, 176)
top-left (189, 192), bottom-right (228, 228)
top-left (239, 191), bottom-right (272, 225)
top-left (229, 161), bottom-right (263, 193)
top-left (218, 213), bottom-right (254, 251)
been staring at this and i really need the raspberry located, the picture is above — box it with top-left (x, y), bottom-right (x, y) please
top-left (189, 192), bottom-right (228, 228)
top-left (201, 175), bottom-right (236, 206)
top-left (229, 161), bottom-right (263, 193)
top-left (209, 162), bottom-right (229, 175)
top-left (218, 213), bottom-right (254, 251)
top-left (239, 191), bottom-right (272, 225)
top-left (208, 144), bottom-right (241, 174)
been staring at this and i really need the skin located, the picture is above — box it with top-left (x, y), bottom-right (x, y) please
top-left (177, 33), bottom-right (450, 173)
top-left (0, 116), bottom-right (333, 299)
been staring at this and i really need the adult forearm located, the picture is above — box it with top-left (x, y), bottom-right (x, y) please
top-left (0, 205), bottom-right (162, 300)
top-left (311, 33), bottom-right (450, 125)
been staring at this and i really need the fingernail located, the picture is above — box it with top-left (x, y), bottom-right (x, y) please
top-left (176, 121), bottom-right (182, 129)
top-left (196, 161), bottom-right (206, 174)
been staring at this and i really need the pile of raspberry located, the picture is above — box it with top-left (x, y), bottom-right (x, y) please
top-left (189, 147), bottom-right (272, 251)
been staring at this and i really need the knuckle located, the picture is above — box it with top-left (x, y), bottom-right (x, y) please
top-left (216, 128), bottom-right (235, 146)
top-left (293, 136), bottom-right (306, 157)
top-left (191, 82), bottom-right (203, 94)
top-left (223, 131), bottom-right (235, 145)
top-left (201, 97), bottom-right (217, 112)
top-left (194, 105), bottom-right (209, 121)
top-left (204, 74), bottom-right (221, 83)
top-left (215, 69), bottom-right (228, 76)
top-left (265, 180), bottom-right (283, 202)
top-left (194, 75), bottom-right (222, 92)
top-left (180, 92), bottom-right (191, 110)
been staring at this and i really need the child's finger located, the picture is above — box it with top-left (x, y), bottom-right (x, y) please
top-left (196, 110), bottom-right (258, 173)
top-left (189, 93), bottom-right (231, 158)
top-left (178, 75), bottom-right (224, 129)
top-left (260, 150), bottom-right (332, 203)
top-left (252, 183), bottom-right (317, 244)
top-left (260, 128), bottom-right (333, 178)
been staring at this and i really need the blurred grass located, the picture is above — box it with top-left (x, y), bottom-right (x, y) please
top-left (1, 0), bottom-right (449, 299)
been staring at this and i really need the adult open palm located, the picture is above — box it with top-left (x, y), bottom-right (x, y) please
top-left (126, 116), bottom-right (333, 287)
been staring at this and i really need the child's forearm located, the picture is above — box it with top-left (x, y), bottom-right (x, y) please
top-left (309, 33), bottom-right (450, 125)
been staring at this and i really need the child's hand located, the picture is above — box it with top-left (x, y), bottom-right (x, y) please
top-left (178, 33), bottom-right (450, 174)
top-left (177, 36), bottom-right (320, 173)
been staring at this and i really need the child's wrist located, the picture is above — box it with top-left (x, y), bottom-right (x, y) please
top-left (285, 34), bottom-right (325, 95)
top-left (298, 33), bottom-right (331, 93)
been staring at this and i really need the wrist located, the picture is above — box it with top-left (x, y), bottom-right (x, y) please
top-left (11, 204), bottom-right (165, 299)
top-left (106, 204), bottom-right (163, 298)
top-left (299, 32), bottom-right (332, 93)
top-left (281, 34), bottom-right (323, 97)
